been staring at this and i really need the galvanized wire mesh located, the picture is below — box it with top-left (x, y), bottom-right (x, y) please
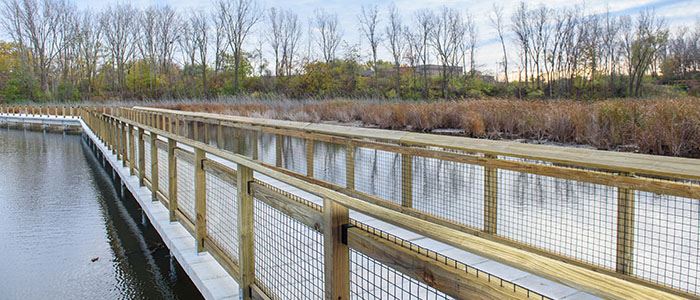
top-left (353, 147), bottom-right (402, 205)
top-left (350, 249), bottom-right (452, 300)
top-left (633, 191), bottom-right (700, 294)
top-left (412, 156), bottom-right (484, 230)
top-left (176, 150), bottom-right (196, 223)
top-left (157, 142), bottom-right (169, 201)
top-left (312, 141), bottom-right (347, 187)
top-left (497, 167), bottom-right (618, 270)
top-left (143, 134), bottom-right (152, 183)
top-left (205, 164), bottom-right (239, 263)
top-left (254, 197), bottom-right (324, 299)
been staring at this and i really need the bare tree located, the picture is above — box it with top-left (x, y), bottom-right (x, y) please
top-left (218, 0), bottom-right (261, 94)
top-left (359, 4), bottom-right (381, 89)
top-left (414, 9), bottom-right (433, 98)
top-left (431, 7), bottom-right (462, 98)
top-left (313, 9), bottom-right (341, 63)
top-left (384, 4), bottom-right (405, 97)
top-left (489, 4), bottom-right (508, 82)
top-left (100, 4), bottom-right (138, 98)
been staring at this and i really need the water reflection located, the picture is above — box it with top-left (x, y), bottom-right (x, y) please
top-left (0, 128), bottom-right (202, 299)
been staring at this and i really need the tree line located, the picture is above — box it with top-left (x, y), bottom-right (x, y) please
top-left (0, 0), bottom-right (698, 102)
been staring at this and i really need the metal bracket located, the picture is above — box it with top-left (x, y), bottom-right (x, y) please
top-left (341, 223), bottom-right (355, 245)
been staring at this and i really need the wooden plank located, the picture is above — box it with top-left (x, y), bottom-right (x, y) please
top-left (348, 227), bottom-right (523, 300)
top-left (323, 197), bottom-right (350, 300)
top-left (237, 164), bottom-right (255, 300)
top-left (275, 134), bottom-right (283, 167)
top-left (133, 106), bottom-right (700, 181)
top-left (616, 176), bottom-right (635, 275)
top-left (150, 132), bottom-right (159, 202)
top-left (168, 138), bottom-right (178, 222)
top-left (251, 182), bottom-right (323, 231)
top-left (138, 128), bottom-right (145, 186)
top-left (306, 139), bottom-right (315, 177)
top-left (129, 125), bottom-right (135, 175)
top-left (484, 154), bottom-right (498, 234)
top-left (346, 142), bottom-right (355, 189)
top-left (194, 148), bottom-right (206, 253)
top-left (401, 153), bottom-right (412, 208)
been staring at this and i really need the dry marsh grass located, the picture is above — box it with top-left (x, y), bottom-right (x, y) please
top-left (154, 97), bottom-right (700, 158)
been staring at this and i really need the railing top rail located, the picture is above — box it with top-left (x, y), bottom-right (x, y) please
top-left (133, 106), bottom-right (700, 181)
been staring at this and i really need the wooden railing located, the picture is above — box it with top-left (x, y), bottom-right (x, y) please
top-left (2, 105), bottom-right (697, 299)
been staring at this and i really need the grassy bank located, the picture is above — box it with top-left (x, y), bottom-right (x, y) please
top-left (155, 98), bottom-right (700, 158)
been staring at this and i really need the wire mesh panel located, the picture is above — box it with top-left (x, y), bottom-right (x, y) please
top-left (353, 147), bottom-right (402, 205)
top-left (258, 133), bottom-right (277, 165)
top-left (157, 142), bottom-right (169, 201)
top-left (497, 166), bottom-right (618, 270)
top-left (350, 249), bottom-right (452, 300)
top-left (313, 141), bottom-right (346, 186)
top-left (205, 163), bottom-right (239, 263)
top-left (176, 150), bottom-right (196, 223)
top-left (412, 156), bottom-right (484, 230)
top-left (281, 136), bottom-right (307, 175)
top-left (143, 134), bottom-right (152, 182)
top-left (633, 191), bottom-right (700, 295)
top-left (254, 198), bottom-right (324, 299)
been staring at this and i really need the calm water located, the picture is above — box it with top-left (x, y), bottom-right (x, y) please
top-left (0, 128), bottom-right (202, 299)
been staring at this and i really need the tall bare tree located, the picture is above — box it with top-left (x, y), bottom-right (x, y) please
top-left (489, 4), bottom-right (508, 82)
top-left (384, 4), bottom-right (405, 97)
top-left (218, 0), bottom-right (261, 94)
top-left (100, 4), bottom-right (138, 98)
top-left (313, 9), bottom-right (341, 63)
top-left (359, 4), bottom-right (381, 89)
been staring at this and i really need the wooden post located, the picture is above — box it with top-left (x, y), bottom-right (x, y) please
top-left (251, 130), bottom-right (259, 160)
top-left (150, 133), bottom-right (159, 201)
top-left (401, 153), bottom-right (413, 208)
top-left (168, 139), bottom-right (178, 222)
top-left (275, 134), bottom-right (283, 167)
top-left (323, 197), bottom-right (350, 300)
top-left (306, 139), bottom-right (315, 177)
top-left (128, 125), bottom-right (135, 175)
top-left (346, 142), bottom-right (355, 189)
top-left (217, 122), bottom-right (224, 148)
top-left (616, 174), bottom-right (635, 275)
top-left (237, 164), bottom-right (255, 299)
top-left (194, 148), bottom-right (207, 252)
top-left (484, 154), bottom-right (499, 234)
top-left (137, 128), bottom-right (145, 185)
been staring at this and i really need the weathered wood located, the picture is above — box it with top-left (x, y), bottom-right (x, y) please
top-left (168, 138), bottom-right (178, 222)
top-left (345, 142), bottom-right (355, 189)
top-left (275, 134), bottom-right (283, 167)
top-left (251, 182), bottom-right (323, 231)
top-left (194, 148), bottom-right (206, 252)
top-left (134, 106), bottom-right (700, 181)
top-left (616, 175), bottom-right (635, 275)
top-left (150, 133), bottom-right (159, 202)
top-left (306, 139), bottom-right (315, 177)
top-left (128, 125), bottom-right (135, 175)
top-left (237, 164), bottom-right (255, 300)
top-left (348, 227), bottom-right (522, 300)
top-left (111, 114), bottom-right (692, 299)
top-left (401, 153), bottom-right (412, 208)
top-left (484, 154), bottom-right (499, 234)
top-left (323, 197), bottom-right (350, 300)
top-left (138, 128), bottom-right (145, 186)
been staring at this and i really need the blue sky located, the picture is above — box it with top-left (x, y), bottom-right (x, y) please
top-left (73, 0), bottom-right (699, 76)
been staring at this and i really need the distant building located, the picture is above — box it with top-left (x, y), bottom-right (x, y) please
top-left (413, 64), bottom-right (463, 77)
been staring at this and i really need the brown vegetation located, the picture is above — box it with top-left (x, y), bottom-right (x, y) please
top-left (157, 98), bottom-right (700, 158)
